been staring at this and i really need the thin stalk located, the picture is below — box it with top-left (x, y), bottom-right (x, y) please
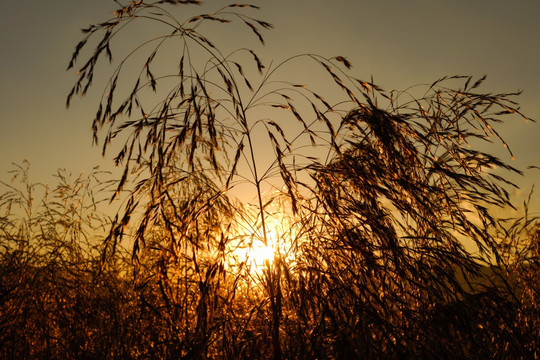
top-left (244, 112), bottom-right (282, 360)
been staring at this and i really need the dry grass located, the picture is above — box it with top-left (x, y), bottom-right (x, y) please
top-left (1, 1), bottom-right (539, 359)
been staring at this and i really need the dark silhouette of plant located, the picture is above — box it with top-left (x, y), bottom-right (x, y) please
top-left (0, 162), bottom-right (128, 358)
top-left (62, 1), bottom-right (539, 359)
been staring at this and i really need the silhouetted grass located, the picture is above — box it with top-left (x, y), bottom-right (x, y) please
top-left (1, 1), bottom-right (539, 359)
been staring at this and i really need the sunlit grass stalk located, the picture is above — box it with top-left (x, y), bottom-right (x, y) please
top-left (61, 1), bottom-right (540, 358)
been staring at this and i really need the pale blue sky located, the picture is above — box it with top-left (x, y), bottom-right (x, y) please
top-left (1, 0), bottom-right (539, 208)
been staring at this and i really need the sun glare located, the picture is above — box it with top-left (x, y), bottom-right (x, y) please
top-left (233, 224), bottom-right (280, 271)
top-left (245, 240), bottom-right (275, 268)
top-left (227, 203), bottom-right (296, 274)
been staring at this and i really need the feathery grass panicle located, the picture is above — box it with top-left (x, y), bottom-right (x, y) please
top-left (52, 1), bottom-right (540, 358)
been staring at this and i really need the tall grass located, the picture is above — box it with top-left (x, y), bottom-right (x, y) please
top-left (1, 1), bottom-right (538, 359)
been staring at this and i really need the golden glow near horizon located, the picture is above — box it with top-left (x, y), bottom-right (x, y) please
top-left (235, 235), bottom-right (276, 270)
top-left (226, 197), bottom-right (297, 276)
top-left (231, 215), bottom-right (282, 271)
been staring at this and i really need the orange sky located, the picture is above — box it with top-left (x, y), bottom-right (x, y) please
top-left (1, 0), bottom-right (539, 211)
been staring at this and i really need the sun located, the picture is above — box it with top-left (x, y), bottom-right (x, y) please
top-left (225, 195), bottom-right (300, 276)
top-left (232, 224), bottom-right (279, 271)
top-left (227, 211), bottom-right (287, 272)
top-left (245, 240), bottom-right (275, 268)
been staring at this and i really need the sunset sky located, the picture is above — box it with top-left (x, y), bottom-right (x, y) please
top-left (1, 0), bottom-right (539, 210)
